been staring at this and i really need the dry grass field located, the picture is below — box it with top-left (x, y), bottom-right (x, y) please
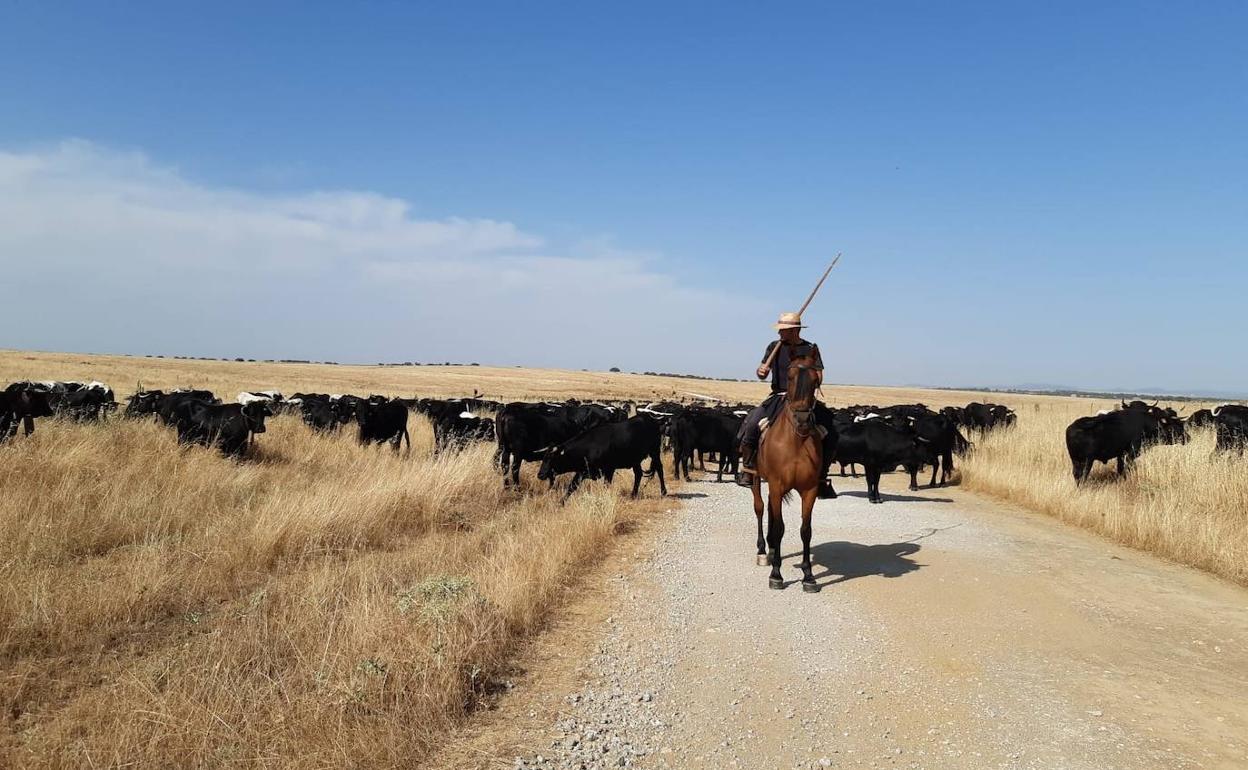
top-left (1, 348), bottom-right (1245, 767)
top-left (0, 350), bottom-right (683, 767)
top-left (959, 398), bottom-right (1248, 585)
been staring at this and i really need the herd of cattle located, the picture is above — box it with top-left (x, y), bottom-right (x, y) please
top-left (3, 379), bottom-right (1245, 499)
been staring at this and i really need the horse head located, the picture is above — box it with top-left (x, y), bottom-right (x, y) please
top-left (784, 346), bottom-right (821, 437)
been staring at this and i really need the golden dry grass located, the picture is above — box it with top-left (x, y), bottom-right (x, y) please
top-left (0, 351), bottom-right (680, 768)
top-left (959, 398), bottom-right (1248, 585)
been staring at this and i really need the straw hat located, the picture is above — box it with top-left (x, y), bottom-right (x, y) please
top-left (773, 311), bottom-right (804, 330)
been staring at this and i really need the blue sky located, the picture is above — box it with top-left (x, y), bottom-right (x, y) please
top-left (1, 3), bottom-right (1245, 394)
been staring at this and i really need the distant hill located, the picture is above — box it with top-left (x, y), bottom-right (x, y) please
top-left (934, 383), bottom-right (1247, 403)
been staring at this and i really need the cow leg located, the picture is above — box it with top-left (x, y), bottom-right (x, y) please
top-left (866, 465), bottom-right (882, 503)
top-left (908, 465), bottom-right (920, 492)
top-left (799, 487), bottom-right (818, 592)
top-left (630, 464), bottom-right (642, 497)
top-left (562, 472), bottom-right (584, 502)
top-left (928, 458), bottom-right (939, 488)
top-left (653, 451), bottom-right (667, 496)
top-left (851, 463), bottom-right (858, 478)
top-left (508, 455), bottom-right (522, 488)
top-left (1077, 459), bottom-right (1094, 484)
top-left (766, 485), bottom-right (786, 589)
top-left (22, 415), bottom-right (35, 437)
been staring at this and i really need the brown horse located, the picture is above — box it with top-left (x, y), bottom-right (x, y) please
top-left (752, 346), bottom-right (825, 592)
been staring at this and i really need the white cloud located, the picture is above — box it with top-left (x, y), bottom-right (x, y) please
top-left (0, 140), bottom-right (761, 375)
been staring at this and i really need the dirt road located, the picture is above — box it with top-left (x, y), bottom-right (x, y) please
top-left (454, 471), bottom-right (1248, 770)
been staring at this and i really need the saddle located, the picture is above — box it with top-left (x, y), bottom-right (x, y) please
top-left (758, 413), bottom-right (827, 445)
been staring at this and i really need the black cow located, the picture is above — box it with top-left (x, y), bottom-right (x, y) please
top-left (1, 387), bottom-right (54, 439)
top-left (1187, 408), bottom-right (1215, 429)
top-left (940, 405), bottom-right (966, 426)
top-left (670, 408), bottom-right (742, 482)
top-left (174, 401), bottom-right (272, 457)
top-left (59, 386), bottom-right (113, 421)
top-left (125, 389), bottom-right (166, 418)
top-left (1065, 405), bottom-right (1187, 483)
top-left (834, 417), bottom-right (926, 503)
top-left (433, 412), bottom-right (496, 453)
top-left (355, 397), bottom-right (410, 453)
top-left (964, 402), bottom-right (1016, 432)
top-left (909, 412), bottom-right (971, 488)
top-left (334, 395), bottom-right (366, 423)
top-left (495, 402), bottom-right (610, 486)
top-left (1212, 405), bottom-right (1248, 454)
top-left (299, 398), bottom-right (345, 433)
top-left (537, 415), bottom-right (668, 500)
top-left (158, 390), bottom-right (219, 426)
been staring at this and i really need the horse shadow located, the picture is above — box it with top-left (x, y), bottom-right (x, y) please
top-left (782, 541), bottom-right (922, 587)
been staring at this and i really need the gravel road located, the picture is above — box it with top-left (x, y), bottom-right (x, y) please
top-left (510, 471), bottom-right (1248, 770)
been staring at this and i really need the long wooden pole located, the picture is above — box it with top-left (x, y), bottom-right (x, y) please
top-left (761, 253), bottom-right (841, 371)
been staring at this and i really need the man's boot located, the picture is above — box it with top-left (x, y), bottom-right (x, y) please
top-left (735, 444), bottom-right (758, 488)
top-left (818, 478), bottom-right (838, 500)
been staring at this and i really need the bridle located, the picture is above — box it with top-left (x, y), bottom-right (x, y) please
top-left (785, 358), bottom-right (818, 439)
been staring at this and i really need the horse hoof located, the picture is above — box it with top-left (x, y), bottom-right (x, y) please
top-left (756, 554), bottom-right (770, 566)
top-left (802, 581), bottom-right (820, 593)
top-left (768, 577), bottom-right (785, 590)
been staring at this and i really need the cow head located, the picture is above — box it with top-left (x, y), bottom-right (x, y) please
top-left (1157, 411), bottom-right (1189, 445)
top-left (536, 445), bottom-right (577, 481)
top-left (241, 401), bottom-right (272, 434)
top-left (125, 390), bottom-right (165, 417)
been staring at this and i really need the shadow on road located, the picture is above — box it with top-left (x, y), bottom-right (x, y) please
top-left (779, 541), bottom-right (923, 587)
top-left (669, 492), bottom-right (709, 499)
top-left (836, 490), bottom-right (954, 504)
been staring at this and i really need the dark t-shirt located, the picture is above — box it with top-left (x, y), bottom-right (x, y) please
top-left (762, 339), bottom-right (824, 393)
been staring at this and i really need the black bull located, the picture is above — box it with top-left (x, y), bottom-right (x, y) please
top-left (1066, 407), bottom-right (1187, 483)
top-left (537, 415), bottom-right (668, 501)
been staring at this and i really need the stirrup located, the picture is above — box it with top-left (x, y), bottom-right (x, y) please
top-left (735, 469), bottom-right (755, 488)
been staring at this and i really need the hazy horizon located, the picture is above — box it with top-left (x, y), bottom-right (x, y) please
top-left (2, 4), bottom-right (1245, 394)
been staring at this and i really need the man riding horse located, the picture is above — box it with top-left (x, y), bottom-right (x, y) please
top-left (736, 311), bottom-right (837, 498)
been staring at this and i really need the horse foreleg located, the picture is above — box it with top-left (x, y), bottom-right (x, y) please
top-left (799, 487), bottom-right (819, 592)
top-left (766, 486), bottom-right (786, 589)
top-left (752, 480), bottom-right (766, 564)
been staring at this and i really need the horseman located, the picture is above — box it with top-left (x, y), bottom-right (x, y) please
top-left (736, 311), bottom-right (837, 498)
